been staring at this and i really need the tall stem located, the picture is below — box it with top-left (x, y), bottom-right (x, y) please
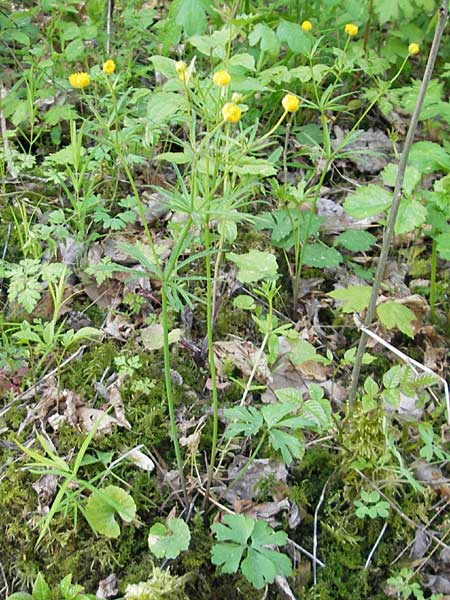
top-left (203, 221), bottom-right (220, 507)
top-left (348, 0), bottom-right (449, 409)
top-left (430, 238), bottom-right (437, 323)
top-left (161, 285), bottom-right (188, 505)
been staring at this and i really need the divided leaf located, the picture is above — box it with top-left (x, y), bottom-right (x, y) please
top-left (211, 514), bottom-right (291, 589)
top-left (224, 406), bottom-right (263, 438)
top-left (377, 302), bottom-right (416, 338)
top-left (328, 285), bottom-right (371, 313)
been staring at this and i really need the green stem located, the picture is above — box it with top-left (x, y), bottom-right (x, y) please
top-left (227, 431), bottom-right (267, 491)
top-left (430, 238), bottom-right (437, 323)
top-left (203, 220), bottom-right (220, 507)
top-left (161, 285), bottom-right (188, 505)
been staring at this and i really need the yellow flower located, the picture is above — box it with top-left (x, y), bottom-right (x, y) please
top-left (175, 60), bottom-right (187, 81)
top-left (102, 59), bottom-right (116, 75)
top-left (408, 43), bottom-right (420, 56)
top-left (344, 23), bottom-right (358, 36)
top-left (282, 93), bottom-right (300, 113)
top-left (69, 72), bottom-right (90, 89)
top-left (301, 20), bottom-right (313, 32)
top-left (222, 102), bottom-right (241, 123)
top-left (213, 69), bottom-right (231, 87)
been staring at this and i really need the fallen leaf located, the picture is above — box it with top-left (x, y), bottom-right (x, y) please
top-left (214, 339), bottom-right (272, 384)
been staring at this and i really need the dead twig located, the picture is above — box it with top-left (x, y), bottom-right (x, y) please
top-left (313, 476), bottom-right (331, 584)
top-left (348, 0), bottom-right (450, 408)
top-left (364, 521), bottom-right (388, 569)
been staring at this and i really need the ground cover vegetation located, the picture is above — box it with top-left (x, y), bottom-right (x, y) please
top-left (1, 0), bottom-right (450, 598)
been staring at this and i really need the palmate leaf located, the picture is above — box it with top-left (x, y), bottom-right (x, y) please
top-left (328, 285), bottom-right (371, 313)
top-left (224, 406), bottom-right (263, 438)
top-left (211, 514), bottom-right (291, 590)
top-left (377, 301), bottom-right (416, 338)
top-left (211, 542), bottom-right (246, 573)
top-left (267, 428), bottom-right (304, 465)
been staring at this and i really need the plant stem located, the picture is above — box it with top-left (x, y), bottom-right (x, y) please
top-left (203, 221), bottom-right (220, 507)
top-left (348, 0), bottom-right (449, 409)
top-left (430, 238), bottom-right (437, 323)
top-left (161, 285), bottom-right (188, 506)
top-left (227, 431), bottom-right (267, 491)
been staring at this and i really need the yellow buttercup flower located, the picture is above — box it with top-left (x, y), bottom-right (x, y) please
top-left (345, 23), bottom-right (358, 36)
top-left (175, 60), bottom-right (187, 81)
top-left (282, 94), bottom-right (300, 113)
top-left (69, 72), bottom-right (90, 89)
top-left (301, 20), bottom-right (313, 32)
top-left (103, 59), bottom-right (116, 75)
top-left (408, 43), bottom-right (420, 56)
top-left (222, 102), bottom-right (241, 123)
top-left (213, 69), bottom-right (231, 87)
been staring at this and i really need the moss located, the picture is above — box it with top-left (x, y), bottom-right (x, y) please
top-left (124, 568), bottom-right (190, 600)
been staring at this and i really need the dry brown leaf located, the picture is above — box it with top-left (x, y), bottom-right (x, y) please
top-left (34, 377), bottom-right (130, 434)
top-left (214, 339), bottom-right (272, 384)
top-left (224, 457), bottom-right (287, 503)
top-left (96, 574), bottom-right (118, 599)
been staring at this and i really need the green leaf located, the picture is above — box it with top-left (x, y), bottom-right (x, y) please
top-left (274, 387), bottom-right (302, 404)
top-left (231, 157), bottom-right (277, 177)
top-left (211, 515), bottom-right (291, 589)
top-left (211, 542), bottom-right (247, 573)
top-left (141, 324), bottom-right (182, 351)
top-left (147, 92), bottom-right (184, 126)
top-left (249, 23), bottom-right (280, 55)
top-left (232, 295), bottom-right (256, 310)
top-left (262, 401), bottom-right (298, 429)
top-left (296, 398), bottom-right (332, 430)
top-left (289, 338), bottom-right (329, 364)
top-left (436, 233), bottom-right (450, 260)
top-left (224, 406), bottom-right (263, 437)
top-left (175, 0), bottom-right (210, 35)
top-left (64, 38), bottom-right (85, 61)
top-left (328, 285), bottom-right (371, 313)
top-left (334, 230), bottom-right (376, 252)
top-left (344, 184), bottom-right (393, 219)
top-left (383, 365), bottom-right (403, 389)
top-left (6, 594), bottom-right (34, 600)
top-left (276, 21), bottom-right (310, 55)
top-left (381, 163), bottom-right (421, 195)
top-left (229, 53), bottom-right (256, 71)
top-left (189, 29), bottom-right (229, 57)
top-left (267, 428), bottom-right (304, 465)
top-left (302, 243), bottom-right (342, 268)
top-left (85, 485), bottom-right (136, 538)
top-left (148, 518), bottom-right (191, 559)
top-left (408, 141), bottom-right (450, 174)
top-left (32, 573), bottom-right (51, 600)
top-left (377, 302), bottom-right (416, 338)
top-left (149, 55), bottom-right (177, 78)
top-left (227, 250), bottom-right (278, 283)
top-left (395, 199), bottom-right (427, 234)
top-left (59, 574), bottom-right (86, 599)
